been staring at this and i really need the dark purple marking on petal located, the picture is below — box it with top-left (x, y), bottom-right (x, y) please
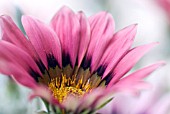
top-left (81, 56), bottom-right (92, 70)
top-left (62, 52), bottom-right (71, 67)
top-left (29, 69), bottom-right (41, 82)
top-left (35, 60), bottom-right (46, 74)
top-left (96, 65), bottom-right (107, 76)
top-left (47, 54), bottom-right (60, 69)
top-left (75, 58), bottom-right (78, 66)
top-left (99, 72), bottom-right (113, 85)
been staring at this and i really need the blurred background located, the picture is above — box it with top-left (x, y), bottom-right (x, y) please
top-left (0, 0), bottom-right (170, 114)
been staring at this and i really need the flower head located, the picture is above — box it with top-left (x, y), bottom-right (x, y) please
top-left (0, 6), bottom-right (164, 113)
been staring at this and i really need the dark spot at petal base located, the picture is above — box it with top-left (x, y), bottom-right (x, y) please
top-left (99, 72), bottom-right (113, 86)
top-left (29, 69), bottom-right (41, 82)
top-left (47, 54), bottom-right (59, 69)
top-left (81, 56), bottom-right (92, 70)
top-left (105, 73), bottom-right (113, 85)
top-left (62, 52), bottom-right (71, 67)
top-left (35, 60), bottom-right (46, 74)
top-left (96, 65), bottom-right (107, 76)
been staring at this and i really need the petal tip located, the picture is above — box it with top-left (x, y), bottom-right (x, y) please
top-left (149, 42), bottom-right (160, 47)
top-left (59, 6), bottom-right (73, 13)
top-left (0, 15), bottom-right (10, 19)
top-left (129, 24), bottom-right (138, 31)
top-left (156, 61), bottom-right (166, 66)
top-left (21, 15), bottom-right (32, 21)
top-left (21, 15), bottom-right (28, 23)
top-left (0, 15), bottom-right (12, 25)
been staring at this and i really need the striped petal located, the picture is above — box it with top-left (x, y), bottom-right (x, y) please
top-left (116, 61), bottom-right (165, 84)
top-left (62, 88), bottom-right (112, 113)
top-left (77, 12), bottom-right (91, 67)
top-left (0, 60), bottom-right (37, 88)
top-left (76, 88), bottom-right (113, 113)
top-left (110, 62), bottom-right (165, 94)
top-left (22, 16), bottom-right (62, 68)
top-left (108, 42), bottom-right (158, 86)
top-left (0, 15), bottom-right (39, 61)
top-left (0, 41), bottom-right (41, 76)
top-left (84, 12), bottom-right (115, 72)
top-left (50, 6), bottom-right (80, 68)
top-left (29, 86), bottom-right (63, 108)
top-left (98, 24), bottom-right (137, 77)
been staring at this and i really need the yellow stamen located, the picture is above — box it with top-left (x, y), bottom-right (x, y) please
top-left (48, 74), bottom-right (92, 102)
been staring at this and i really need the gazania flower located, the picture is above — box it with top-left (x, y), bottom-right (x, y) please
top-left (0, 6), bottom-right (164, 113)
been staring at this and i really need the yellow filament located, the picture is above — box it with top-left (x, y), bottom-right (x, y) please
top-left (48, 74), bottom-right (92, 102)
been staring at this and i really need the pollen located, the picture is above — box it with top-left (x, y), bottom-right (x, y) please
top-left (48, 74), bottom-right (92, 102)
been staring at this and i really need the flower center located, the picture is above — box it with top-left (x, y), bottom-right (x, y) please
top-left (48, 74), bottom-right (92, 102)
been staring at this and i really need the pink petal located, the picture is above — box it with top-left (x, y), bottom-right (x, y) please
top-left (50, 6), bottom-right (80, 67)
top-left (76, 12), bottom-right (91, 67)
top-left (62, 95), bottom-right (80, 112)
top-left (86, 12), bottom-right (115, 72)
top-left (110, 61), bottom-right (165, 95)
top-left (0, 41), bottom-right (41, 75)
top-left (76, 88), bottom-right (109, 113)
top-left (88, 90), bottom-right (113, 110)
top-left (117, 61), bottom-right (165, 83)
top-left (0, 15), bottom-right (39, 61)
top-left (29, 86), bottom-right (63, 108)
top-left (115, 81), bottom-right (150, 93)
top-left (100, 24), bottom-right (137, 78)
top-left (0, 60), bottom-right (37, 88)
top-left (22, 16), bottom-right (62, 68)
top-left (108, 42), bottom-right (158, 86)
